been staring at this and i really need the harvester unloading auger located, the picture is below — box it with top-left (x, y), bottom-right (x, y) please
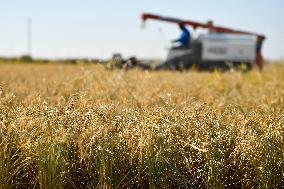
top-left (142, 13), bottom-right (266, 71)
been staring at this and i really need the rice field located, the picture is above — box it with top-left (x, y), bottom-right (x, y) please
top-left (0, 62), bottom-right (284, 188)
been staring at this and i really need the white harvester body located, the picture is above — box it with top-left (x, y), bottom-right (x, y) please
top-left (199, 33), bottom-right (257, 62)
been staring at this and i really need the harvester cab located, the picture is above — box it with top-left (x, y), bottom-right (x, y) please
top-left (142, 13), bottom-right (265, 71)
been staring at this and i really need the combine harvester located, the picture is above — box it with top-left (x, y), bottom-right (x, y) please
top-left (142, 13), bottom-right (265, 71)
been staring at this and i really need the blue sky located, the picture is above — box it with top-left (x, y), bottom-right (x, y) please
top-left (0, 0), bottom-right (283, 60)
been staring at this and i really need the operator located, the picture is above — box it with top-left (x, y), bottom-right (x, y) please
top-left (172, 23), bottom-right (191, 47)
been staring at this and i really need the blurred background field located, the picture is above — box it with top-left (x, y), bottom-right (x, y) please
top-left (0, 61), bottom-right (283, 188)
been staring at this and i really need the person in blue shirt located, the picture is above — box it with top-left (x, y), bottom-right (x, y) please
top-left (172, 23), bottom-right (191, 47)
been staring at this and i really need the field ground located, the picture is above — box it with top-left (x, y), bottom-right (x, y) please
top-left (0, 62), bottom-right (284, 188)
